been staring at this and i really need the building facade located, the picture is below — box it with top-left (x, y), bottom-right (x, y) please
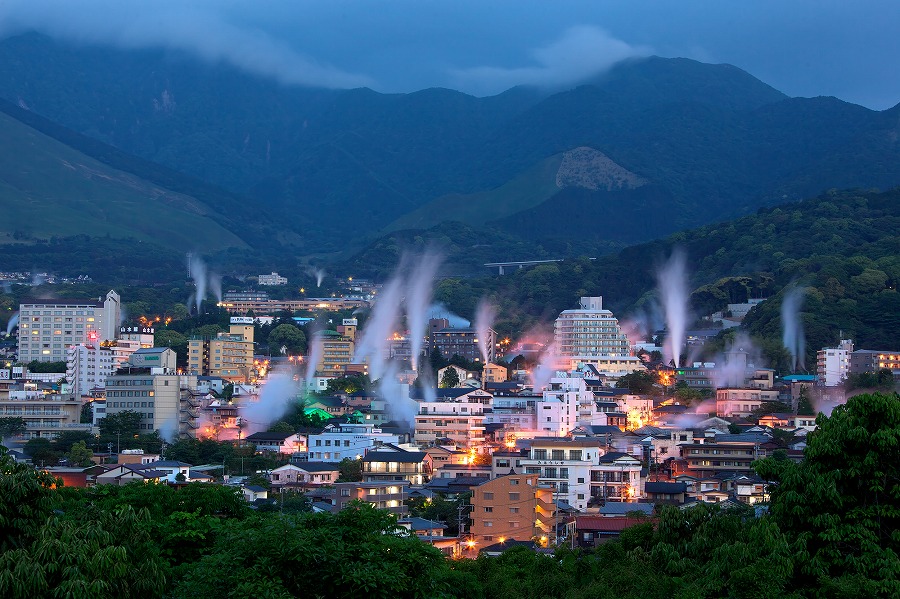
top-left (554, 297), bottom-right (644, 377)
top-left (817, 339), bottom-right (854, 387)
top-left (469, 474), bottom-right (554, 545)
top-left (258, 272), bottom-right (288, 286)
top-left (429, 318), bottom-right (496, 364)
top-left (188, 320), bottom-right (255, 382)
top-left (414, 388), bottom-right (492, 447)
top-left (17, 290), bottom-right (121, 362)
top-left (0, 383), bottom-right (85, 440)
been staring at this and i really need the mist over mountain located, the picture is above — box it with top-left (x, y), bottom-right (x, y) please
top-left (0, 33), bottom-right (899, 258)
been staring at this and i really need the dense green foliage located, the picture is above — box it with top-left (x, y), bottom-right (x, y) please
top-left (1, 393), bottom-right (898, 596)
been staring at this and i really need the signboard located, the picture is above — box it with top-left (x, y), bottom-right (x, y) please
top-left (0, 369), bottom-right (9, 380)
top-left (120, 326), bottom-right (155, 335)
top-left (343, 318), bottom-right (358, 326)
top-left (230, 317), bottom-right (255, 325)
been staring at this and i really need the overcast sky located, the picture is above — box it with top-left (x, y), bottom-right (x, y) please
top-left (1, 0), bottom-right (898, 109)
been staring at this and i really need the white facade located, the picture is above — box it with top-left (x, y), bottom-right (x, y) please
top-left (307, 423), bottom-right (400, 462)
top-left (258, 272), bottom-right (288, 286)
top-left (538, 380), bottom-right (581, 436)
top-left (520, 439), bottom-right (605, 511)
top-left (554, 297), bottom-right (645, 377)
top-left (817, 339), bottom-right (854, 387)
top-left (17, 290), bottom-right (121, 362)
top-left (414, 389), bottom-right (492, 447)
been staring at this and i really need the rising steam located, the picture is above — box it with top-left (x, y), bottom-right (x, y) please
top-left (187, 253), bottom-right (222, 314)
top-left (5, 312), bottom-right (18, 336)
top-left (242, 368), bottom-right (299, 436)
top-left (656, 250), bottom-right (689, 367)
top-left (530, 343), bottom-right (559, 392)
top-left (781, 286), bottom-right (806, 371)
top-left (474, 299), bottom-right (496, 365)
top-left (405, 252), bottom-right (442, 371)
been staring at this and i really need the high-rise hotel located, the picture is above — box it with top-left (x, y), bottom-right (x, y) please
top-left (554, 296), bottom-right (644, 377)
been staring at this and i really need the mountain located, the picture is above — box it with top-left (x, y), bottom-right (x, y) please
top-left (412, 187), bottom-right (900, 368)
top-left (1, 33), bottom-right (899, 256)
top-left (0, 103), bottom-right (247, 252)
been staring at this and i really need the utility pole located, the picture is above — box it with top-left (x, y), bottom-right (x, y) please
top-left (116, 430), bottom-right (121, 455)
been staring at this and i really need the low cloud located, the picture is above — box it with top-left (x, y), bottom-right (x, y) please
top-left (0, 0), bottom-right (372, 89)
top-left (451, 26), bottom-right (650, 95)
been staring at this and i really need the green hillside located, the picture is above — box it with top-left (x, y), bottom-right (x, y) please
top-left (413, 188), bottom-right (900, 368)
top-left (0, 110), bottom-right (246, 252)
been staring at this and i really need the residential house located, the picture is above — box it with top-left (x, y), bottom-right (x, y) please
top-left (362, 448), bottom-right (431, 485)
top-left (332, 481), bottom-right (410, 516)
top-left (244, 431), bottom-right (304, 454)
top-left (269, 462), bottom-right (340, 487)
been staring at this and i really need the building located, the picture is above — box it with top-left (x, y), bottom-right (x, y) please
top-left (224, 291), bottom-right (270, 302)
top-left (217, 297), bottom-right (370, 316)
top-left (188, 319), bottom-right (255, 382)
top-left (17, 290), bottom-right (121, 362)
top-left (817, 339), bottom-right (854, 387)
top-left (0, 382), bottom-right (85, 441)
top-left (316, 320), bottom-right (358, 378)
top-left (413, 388), bottom-right (492, 447)
top-left (332, 481), bottom-right (410, 515)
top-left (269, 463), bottom-right (339, 487)
top-left (429, 318), bottom-right (495, 364)
top-left (520, 438), bottom-right (605, 511)
top-left (482, 363), bottom-right (508, 384)
top-left (104, 348), bottom-right (200, 437)
top-left (469, 474), bottom-right (555, 545)
top-left (554, 296), bottom-right (644, 377)
top-left (307, 422), bottom-right (400, 462)
top-left (850, 349), bottom-right (900, 380)
top-left (258, 272), bottom-right (288, 286)
top-left (362, 448), bottom-right (431, 485)
top-left (591, 452), bottom-right (644, 502)
top-left (678, 438), bottom-right (762, 478)
top-left (244, 431), bottom-right (304, 454)
top-left (715, 388), bottom-right (780, 418)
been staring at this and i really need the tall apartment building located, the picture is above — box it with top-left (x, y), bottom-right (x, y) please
top-left (66, 325), bottom-right (155, 399)
top-left (188, 319), bottom-right (254, 382)
top-left (520, 438), bottom-right (604, 511)
top-left (428, 318), bottom-right (496, 364)
top-left (0, 382), bottom-right (86, 441)
top-left (17, 290), bottom-right (121, 362)
top-left (317, 319), bottom-right (357, 378)
top-left (817, 339), bottom-right (854, 387)
top-left (469, 474), bottom-right (555, 545)
top-left (554, 296), bottom-right (643, 377)
top-left (104, 348), bottom-right (199, 437)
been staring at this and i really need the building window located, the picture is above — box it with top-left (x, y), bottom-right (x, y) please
top-left (508, 493), bottom-right (520, 500)
top-left (483, 492), bottom-right (494, 500)
top-left (484, 507), bottom-right (493, 513)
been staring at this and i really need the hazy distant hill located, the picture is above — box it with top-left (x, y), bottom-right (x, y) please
top-left (0, 105), bottom-right (247, 252)
top-left (1, 33), bottom-right (899, 255)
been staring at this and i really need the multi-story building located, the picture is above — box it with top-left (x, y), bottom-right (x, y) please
top-left (413, 388), bottom-right (492, 447)
top-left (554, 296), bottom-right (644, 377)
top-left (679, 438), bottom-right (761, 478)
top-left (428, 318), bottom-right (496, 364)
top-left (66, 344), bottom-right (117, 400)
top-left (188, 320), bottom-right (254, 382)
top-left (104, 348), bottom-right (199, 437)
top-left (850, 349), bottom-right (900, 380)
top-left (362, 448), bottom-right (431, 485)
top-left (307, 422), bottom-right (400, 462)
top-left (217, 297), bottom-right (370, 316)
top-left (223, 290), bottom-right (270, 303)
top-left (520, 438), bottom-right (605, 511)
top-left (590, 452), bottom-right (644, 502)
top-left (332, 481), bottom-right (410, 516)
top-left (0, 382), bottom-right (86, 441)
top-left (17, 290), bottom-right (121, 362)
top-left (469, 474), bottom-right (555, 545)
top-left (484, 393), bottom-right (539, 433)
top-left (258, 272), bottom-right (288, 286)
top-left (316, 319), bottom-right (357, 378)
top-left (817, 339), bottom-right (854, 387)
top-left (482, 363), bottom-right (508, 384)
top-left (715, 388), bottom-right (780, 417)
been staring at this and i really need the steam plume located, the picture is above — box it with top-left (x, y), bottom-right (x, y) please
top-left (405, 252), bottom-right (442, 371)
top-left (242, 368), bottom-right (299, 435)
top-left (305, 331), bottom-right (323, 393)
top-left (6, 312), bottom-right (19, 336)
top-left (656, 250), bottom-right (689, 367)
top-left (188, 254), bottom-right (207, 314)
top-left (474, 299), bottom-right (496, 365)
top-left (781, 286), bottom-right (806, 371)
top-left (530, 343), bottom-right (559, 392)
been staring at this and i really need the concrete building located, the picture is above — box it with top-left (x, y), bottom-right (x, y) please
top-left (317, 320), bottom-right (357, 378)
top-left (851, 349), bottom-right (900, 380)
top-left (258, 272), bottom-right (288, 286)
top-left (554, 296), bottom-right (644, 377)
top-left (469, 474), bottom-right (555, 545)
top-left (715, 388), bottom-right (780, 417)
top-left (362, 448), bottom-right (431, 485)
top-left (307, 422), bottom-right (400, 462)
top-left (188, 319), bottom-right (255, 382)
top-left (520, 438), bottom-right (605, 511)
top-left (817, 339), bottom-right (854, 387)
top-left (17, 290), bottom-right (121, 362)
top-left (429, 318), bottom-right (496, 364)
top-left (104, 348), bottom-right (200, 437)
top-left (0, 382), bottom-right (85, 441)
top-left (332, 481), bottom-right (410, 515)
top-left (413, 388), bottom-right (492, 447)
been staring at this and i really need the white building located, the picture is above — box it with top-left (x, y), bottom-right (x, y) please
top-left (258, 272), bottom-right (288, 286)
top-left (817, 339), bottom-right (854, 387)
top-left (17, 290), bottom-right (121, 362)
top-left (520, 438), bottom-right (605, 511)
top-left (554, 296), bottom-right (645, 378)
top-left (307, 422), bottom-right (400, 462)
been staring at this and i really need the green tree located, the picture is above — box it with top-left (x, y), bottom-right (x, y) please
top-left (440, 366), bottom-right (461, 388)
top-left (337, 457), bottom-right (363, 482)
top-left (0, 447), bottom-right (57, 551)
top-left (796, 386), bottom-right (814, 415)
top-left (755, 392), bottom-right (900, 595)
top-left (0, 416), bottom-right (26, 438)
top-left (99, 410), bottom-right (142, 440)
top-left (23, 437), bottom-right (59, 466)
top-left (267, 323), bottom-right (306, 354)
top-left (66, 440), bottom-right (94, 467)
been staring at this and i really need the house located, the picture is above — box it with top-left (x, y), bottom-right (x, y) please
top-left (425, 476), bottom-right (489, 498)
top-left (362, 448), bottom-right (431, 485)
top-left (242, 485), bottom-right (269, 502)
top-left (244, 431), bottom-right (304, 454)
top-left (269, 462), bottom-right (340, 487)
top-left (398, 517), bottom-right (448, 538)
top-left (433, 463), bottom-right (492, 480)
top-left (95, 464), bottom-right (167, 486)
top-left (734, 475), bottom-right (770, 504)
top-left (598, 502), bottom-right (654, 517)
top-left (568, 516), bottom-right (650, 548)
top-left (141, 460), bottom-right (194, 482)
top-left (332, 481), bottom-right (410, 515)
top-left (644, 481), bottom-right (688, 504)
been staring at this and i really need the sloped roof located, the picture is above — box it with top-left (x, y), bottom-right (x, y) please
top-left (245, 431), bottom-right (296, 441)
top-left (645, 481), bottom-right (688, 494)
top-left (362, 451), bottom-right (427, 463)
